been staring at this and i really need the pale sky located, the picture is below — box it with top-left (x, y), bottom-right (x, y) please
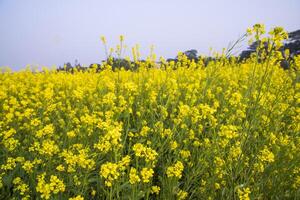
top-left (0, 0), bottom-right (299, 70)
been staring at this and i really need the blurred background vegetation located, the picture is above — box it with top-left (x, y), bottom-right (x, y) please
top-left (57, 29), bottom-right (300, 72)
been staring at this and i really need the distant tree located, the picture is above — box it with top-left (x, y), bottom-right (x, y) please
top-left (166, 49), bottom-right (198, 63)
top-left (184, 49), bottom-right (198, 61)
top-left (66, 62), bottom-right (72, 69)
top-left (166, 58), bottom-right (178, 62)
top-left (285, 30), bottom-right (300, 57)
top-left (57, 60), bottom-right (88, 72)
top-left (56, 62), bottom-right (73, 72)
top-left (88, 63), bottom-right (102, 72)
top-left (107, 57), bottom-right (134, 71)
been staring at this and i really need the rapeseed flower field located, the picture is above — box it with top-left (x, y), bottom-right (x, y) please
top-left (0, 25), bottom-right (300, 199)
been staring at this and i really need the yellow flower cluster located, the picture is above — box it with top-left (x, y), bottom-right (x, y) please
top-left (259, 146), bottom-right (275, 163)
top-left (36, 173), bottom-right (65, 199)
top-left (36, 124), bottom-right (54, 138)
top-left (13, 177), bottom-right (30, 200)
top-left (237, 187), bottom-right (251, 200)
top-left (60, 145), bottom-right (95, 172)
top-left (0, 128), bottom-right (19, 151)
top-left (129, 167), bottom-right (141, 184)
top-left (69, 195), bottom-right (84, 200)
top-left (132, 143), bottom-right (158, 163)
top-left (94, 123), bottom-right (123, 153)
top-left (151, 185), bottom-right (160, 195)
top-left (100, 156), bottom-right (131, 187)
top-left (22, 158), bottom-right (42, 173)
top-left (166, 161), bottom-right (184, 178)
top-left (177, 189), bottom-right (188, 200)
top-left (140, 167), bottom-right (154, 183)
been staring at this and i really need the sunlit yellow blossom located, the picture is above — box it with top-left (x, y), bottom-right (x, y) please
top-left (170, 141), bottom-right (178, 150)
top-left (36, 173), bottom-right (65, 200)
top-left (36, 124), bottom-right (54, 138)
top-left (118, 155), bottom-right (131, 171)
top-left (151, 185), bottom-right (160, 195)
top-left (129, 167), bottom-right (140, 184)
top-left (60, 147), bottom-right (95, 171)
top-left (3, 137), bottom-right (19, 151)
top-left (22, 160), bottom-right (34, 173)
top-left (91, 189), bottom-right (96, 196)
top-left (218, 125), bottom-right (238, 139)
top-left (100, 156), bottom-right (130, 187)
top-left (94, 124), bottom-right (123, 153)
top-left (140, 167), bottom-right (154, 183)
top-left (132, 143), bottom-right (158, 163)
top-left (237, 187), bottom-right (251, 200)
top-left (167, 161), bottom-right (184, 179)
top-left (259, 146), bottom-right (275, 163)
top-left (38, 140), bottom-right (59, 156)
top-left (13, 177), bottom-right (30, 199)
top-left (177, 189), bottom-right (188, 200)
top-left (56, 164), bottom-right (65, 172)
top-left (69, 195), bottom-right (84, 200)
top-left (179, 150), bottom-right (191, 160)
top-left (67, 130), bottom-right (76, 138)
top-left (100, 36), bottom-right (106, 44)
top-left (139, 126), bottom-right (150, 137)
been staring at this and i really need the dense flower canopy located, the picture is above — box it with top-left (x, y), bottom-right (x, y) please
top-left (0, 24), bottom-right (300, 199)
